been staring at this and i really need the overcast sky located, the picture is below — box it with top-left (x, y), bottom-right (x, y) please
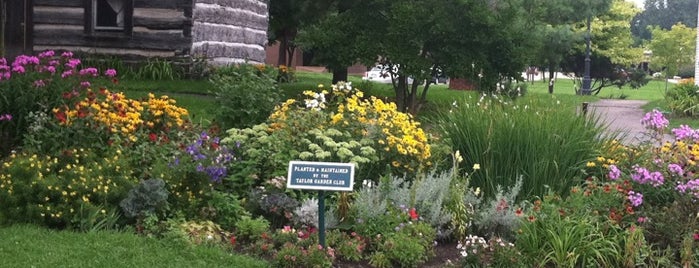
top-left (628, 0), bottom-right (644, 9)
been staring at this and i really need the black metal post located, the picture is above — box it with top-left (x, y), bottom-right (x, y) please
top-left (318, 190), bottom-right (326, 248)
top-left (582, 15), bottom-right (592, 95)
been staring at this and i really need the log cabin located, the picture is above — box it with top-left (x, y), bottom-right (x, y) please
top-left (1, 0), bottom-right (268, 64)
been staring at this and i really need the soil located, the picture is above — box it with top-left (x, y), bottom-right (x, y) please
top-left (333, 241), bottom-right (462, 268)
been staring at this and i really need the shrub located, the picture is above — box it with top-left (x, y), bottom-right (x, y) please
top-left (439, 95), bottom-right (608, 199)
top-left (222, 82), bottom-right (432, 190)
top-left (209, 64), bottom-right (281, 129)
top-left (665, 81), bottom-right (699, 117)
top-left (0, 51), bottom-right (117, 156)
top-left (0, 148), bottom-right (136, 228)
top-left (273, 243), bottom-right (335, 268)
top-left (234, 215), bottom-right (271, 244)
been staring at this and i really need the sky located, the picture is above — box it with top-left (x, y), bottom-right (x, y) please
top-left (628, 0), bottom-right (644, 9)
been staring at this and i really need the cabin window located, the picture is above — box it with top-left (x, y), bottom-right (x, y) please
top-left (90, 0), bottom-right (132, 32)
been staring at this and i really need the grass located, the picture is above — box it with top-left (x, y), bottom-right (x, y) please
top-left (0, 225), bottom-right (268, 267)
top-left (110, 71), bottom-right (699, 130)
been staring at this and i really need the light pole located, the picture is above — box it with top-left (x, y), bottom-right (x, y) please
top-left (581, 15), bottom-right (592, 95)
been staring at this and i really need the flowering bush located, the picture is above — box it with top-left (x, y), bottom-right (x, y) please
top-left (0, 148), bottom-right (136, 228)
top-left (0, 51), bottom-right (117, 156)
top-left (223, 82), bottom-right (432, 190)
top-left (600, 110), bottom-right (699, 253)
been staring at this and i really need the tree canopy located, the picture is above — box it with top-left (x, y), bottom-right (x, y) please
top-left (631, 0), bottom-right (698, 42)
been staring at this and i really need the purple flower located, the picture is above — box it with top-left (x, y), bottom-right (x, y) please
top-left (641, 109), bottom-right (669, 131)
top-left (80, 81), bottom-right (91, 88)
top-left (608, 165), bottom-right (621, 180)
top-left (630, 165), bottom-right (650, 184)
top-left (648, 171), bottom-right (664, 187)
top-left (628, 191), bottom-right (643, 207)
top-left (104, 69), bottom-right (117, 77)
top-left (668, 163), bottom-right (684, 176)
top-left (46, 66), bottom-right (56, 74)
top-left (0, 114), bottom-right (12, 121)
top-left (79, 67), bottom-right (98, 76)
top-left (12, 65), bottom-right (25, 74)
top-left (61, 70), bottom-right (73, 78)
top-left (672, 125), bottom-right (696, 140)
top-left (61, 51), bottom-right (73, 58)
top-left (65, 58), bottom-right (81, 69)
top-left (38, 50), bottom-right (55, 58)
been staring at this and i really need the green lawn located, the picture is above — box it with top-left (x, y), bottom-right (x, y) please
top-left (113, 72), bottom-right (699, 129)
top-left (0, 225), bottom-right (268, 267)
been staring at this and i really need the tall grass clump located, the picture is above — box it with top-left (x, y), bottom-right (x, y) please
top-left (438, 95), bottom-right (609, 199)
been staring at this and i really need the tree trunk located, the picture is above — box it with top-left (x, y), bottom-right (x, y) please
top-left (332, 68), bottom-right (348, 84)
top-left (286, 45), bottom-right (295, 67)
top-left (395, 76), bottom-right (407, 113)
top-left (548, 66), bottom-right (555, 94)
top-left (277, 38), bottom-right (287, 66)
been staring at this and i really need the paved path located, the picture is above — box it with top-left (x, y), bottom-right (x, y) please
top-left (589, 99), bottom-right (670, 145)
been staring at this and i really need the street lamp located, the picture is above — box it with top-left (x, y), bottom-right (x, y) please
top-left (581, 15), bottom-right (592, 95)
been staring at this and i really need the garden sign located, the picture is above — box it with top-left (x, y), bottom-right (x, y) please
top-left (287, 161), bottom-right (355, 246)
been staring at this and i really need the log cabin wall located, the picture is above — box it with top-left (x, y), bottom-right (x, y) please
top-left (191, 0), bottom-right (268, 65)
top-left (32, 0), bottom-right (193, 58)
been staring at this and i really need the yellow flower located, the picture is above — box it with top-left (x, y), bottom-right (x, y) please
top-left (586, 161), bottom-right (596, 167)
top-left (472, 163), bottom-right (481, 170)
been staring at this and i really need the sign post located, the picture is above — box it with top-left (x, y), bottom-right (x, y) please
top-left (287, 161), bottom-right (355, 247)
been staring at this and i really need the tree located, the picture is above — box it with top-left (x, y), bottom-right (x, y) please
top-left (561, 0), bottom-right (645, 94)
top-left (268, 0), bottom-right (332, 66)
top-left (631, 0), bottom-right (698, 42)
top-left (325, 0), bottom-right (537, 114)
top-left (648, 23), bottom-right (696, 91)
top-left (295, 2), bottom-right (361, 83)
top-left (525, 0), bottom-right (613, 93)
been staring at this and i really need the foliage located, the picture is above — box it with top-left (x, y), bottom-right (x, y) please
top-left (0, 149), bottom-right (136, 229)
top-left (129, 58), bottom-right (180, 80)
top-left (233, 215), bottom-right (271, 245)
top-left (169, 220), bottom-right (229, 246)
top-left (325, 229), bottom-right (366, 262)
top-left (272, 243), bottom-right (335, 268)
top-left (369, 231), bottom-right (431, 268)
top-left (293, 197), bottom-right (338, 229)
top-left (599, 111), bottom-right (699, 256)
top-left (208, 64), bottom-right (281, 129)
top-left (473, 176), bottom-right (524, 240)
top-left (439, 95), bottom-right (609, 199)
top-left (222, 82), bottom-right (432, 190)
top-left (457, 235), bottom-right (521, 268)
top-left (665, 81), bottom-right (699, 117)
top-left (631, 0), bottom-right (698, 41)
top-left (0, 51), bottom-right (117, 156)
top-left (648, 23), bottom-right (696, 79)
top-left (119, 179), bottom-right (169, 219)
top-left (246, 190), bottom-right (299, 228)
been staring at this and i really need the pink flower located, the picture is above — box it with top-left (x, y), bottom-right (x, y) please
top-left (61, 51), bottom-right (73, 58)
top-left (79, 67), bottom-right (98, 76)
top-left (61, 70), bottom-right (73, 78)
top-left (38, 50), bottom-right (55, 58)
top-left (694, 233), bottom-right (699, 241)
top-left (46, 66), bottom-right (56, 74)
top-left (105, 68), bottom-right (117, 77)
top-left (0, 114), bottom-right (12, 121)
top-left (80, 81), bottom-right (91, 88)
top-left (33, 79), bottom-right (46, 87)
top-left (637, 217), bottom-right (646, 223)
top-left (12, 65), bottom-right (25, 74)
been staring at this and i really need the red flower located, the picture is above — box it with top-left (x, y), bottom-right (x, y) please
top-left (54, 110), bottom-right (66, 123)
top-left (229, 235), bottom-right (236, 246)
top-left (149, 133), bottom-right (158, 142)
top-left (514, 207), bottom-right (523, 217)
top-left (693, 233), bottom-right (699, 241)
top-left (409, 208), bottom-right (419, 221)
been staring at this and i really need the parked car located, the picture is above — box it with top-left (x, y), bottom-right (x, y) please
top-left (362, 65), bottom-right (393, 83)
top-left (362, 65), bottom-right (419, 84)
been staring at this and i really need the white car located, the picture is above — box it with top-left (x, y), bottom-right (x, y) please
top-left (362, 65), bottom-right (414, 84)
top-left (362, 65), bottom-right (393, 83)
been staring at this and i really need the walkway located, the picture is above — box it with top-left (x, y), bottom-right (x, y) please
top-left (589, 99), bottom-right (670, 145)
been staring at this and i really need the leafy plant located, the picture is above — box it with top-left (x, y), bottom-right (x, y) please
top-left (209, 64), bottom-right (280, 129)
top-left (234, 215), bottom-right (271, 244)
top-left (665, 81), bottom-right (699, 117)
top-left (439, 95), bottom-right (609, 199)
top-left (119, 179), bottom-right (169, 219)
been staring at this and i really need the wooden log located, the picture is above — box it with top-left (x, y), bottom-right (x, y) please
top-left (33, 27), bottom-right (190, 52)
top-left (33, 45), bottom-right (177, 57)
top-left (134, 0), bottom-right (191, 10)
top-left (133, 8), bottom-right (188, 30)
top-left (34, 0), bottom-right (82, 7)
top-left (33, 6), bottom-right (83, 25)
